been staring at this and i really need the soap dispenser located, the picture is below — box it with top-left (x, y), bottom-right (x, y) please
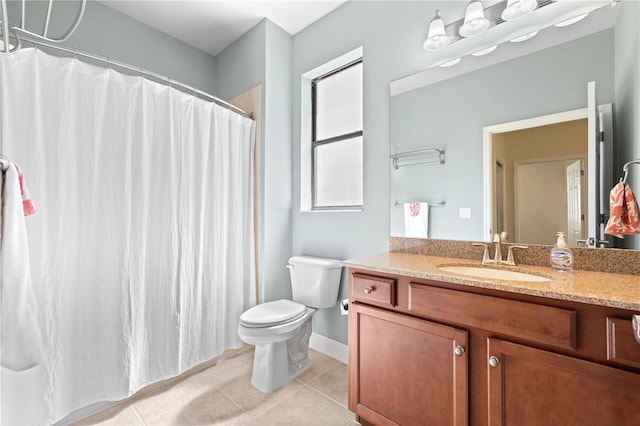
top-left (550, 232), bottom-right (573, 272)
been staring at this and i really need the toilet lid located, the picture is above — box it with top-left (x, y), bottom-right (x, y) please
top-left (240, 299), bottom-right (307, 327)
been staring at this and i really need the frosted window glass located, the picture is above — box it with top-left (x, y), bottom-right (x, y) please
top-left (314, 136), bottom-right (363, 207)
top-left (315, 62), bottom-right (363, 141)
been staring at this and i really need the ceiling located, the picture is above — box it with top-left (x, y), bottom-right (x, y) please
top-left (98, 0), bottom-right (348, 56)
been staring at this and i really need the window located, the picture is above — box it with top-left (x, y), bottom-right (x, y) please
top-left (311, 59), bottom-right (363, 209)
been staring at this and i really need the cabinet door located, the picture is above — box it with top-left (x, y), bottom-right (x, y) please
top-left (349, 303), bottom-right (468, 426)
top-left (487, 338), bottom-right (640, 426)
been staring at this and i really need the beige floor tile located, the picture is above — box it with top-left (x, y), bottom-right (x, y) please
top-left (220, 370), bottom-right (304, 414)
top-left (184, 349), bottom-right (255, 391)
top-left (141, 388), bottom-right (246, 425)
top-left (308, 363), bottom-right (349, 408)
top-left (297, 350), bottom-right (344, 384)
top-left (246, 385), bottom-right (354, 426)
top-left (73, 347), bottom-right (354, 426)
top-left (73, 404), bottom-right (144, 425)
top-left (132, 375), bottom-right (212, 423)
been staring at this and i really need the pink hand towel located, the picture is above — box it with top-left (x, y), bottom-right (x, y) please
top-left (14, 164), bottom-right (36, 216)
top-left (409, 201), bottom-right (420, 217)
top-left (604, 182), bottom-right (640, 238)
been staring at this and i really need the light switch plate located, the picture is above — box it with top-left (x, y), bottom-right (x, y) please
top-left (459, 207), bottom-right (472, 219)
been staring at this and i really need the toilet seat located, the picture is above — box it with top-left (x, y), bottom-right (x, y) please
top-left (240, 299), bottom-right (307, 328)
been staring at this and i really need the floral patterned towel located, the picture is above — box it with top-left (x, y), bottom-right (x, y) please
top-left (604, 182), bottom-right (640, 238)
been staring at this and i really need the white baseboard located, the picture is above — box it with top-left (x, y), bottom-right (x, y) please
top-left (309, 332), bottom-right (348, 364)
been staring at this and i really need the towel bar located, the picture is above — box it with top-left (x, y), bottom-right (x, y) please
top-left (390, 148), bottom-right (445, 170)
top-left (395, 201), bottom-right (446, 207)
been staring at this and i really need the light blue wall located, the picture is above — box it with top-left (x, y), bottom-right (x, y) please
top-left (215, 19), bottom-right (294, 303)
top-left (389, 30), bottom-right (615, 241)
top-left (615, 0), bottom-right (640, 249)
top-left (214, 20), bottom-right (267, 100)
top-left (262, 21), bottom-right (294, 301)
top-left (292, 1), bottom-right (418, 344)
top-left (45, 0), bottom-right (217, 94)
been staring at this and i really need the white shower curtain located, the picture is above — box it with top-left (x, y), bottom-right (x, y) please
top-left (0, 49), bottom-right (256, 425)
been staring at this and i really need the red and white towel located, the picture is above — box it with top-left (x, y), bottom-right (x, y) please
top-left (404, 202), bottom-right (429, 238)
top-left (1, 162), bottom-right (43, 371)
top-left (604, 182), bottom-right (640, 238)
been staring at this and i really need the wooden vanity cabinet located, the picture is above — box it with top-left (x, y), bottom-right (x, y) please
top-left (349, 302), bottom-right (468, 426)
top-left (487, 338), bottom-right (640, 426)
top-left (348, 269), bottom-right (640, 426)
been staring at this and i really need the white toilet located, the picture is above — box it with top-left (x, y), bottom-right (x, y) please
top-left (237, 256), bottom-right (343, 393)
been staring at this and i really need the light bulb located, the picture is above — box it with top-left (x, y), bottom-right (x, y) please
top-left (555, 13), bottom-right (588, 27)
top-left (471, 45), bottom-right (498, 56)
top-left (510, 30), bottom-right (538, 42)
top-left (439, 58), bottom-right (461, 67)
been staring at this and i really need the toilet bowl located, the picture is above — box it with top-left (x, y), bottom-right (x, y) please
top-left (237, 256), bottom-right (342, 393)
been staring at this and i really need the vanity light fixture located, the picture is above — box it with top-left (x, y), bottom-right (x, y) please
top-left (471, 45), bottom-right (498, 56)
top-left (423, 0), bottom-right (546, 54)
top-left (510, 30), bottom-right (538, 42)
top-left (422, 0), bottom-right (609, 68)
top-left (459, 0), bottom-right (490, 38)
top-left (501, 0), bottom-right (538, 21)
top-left (423, 10), bottom-right (448, 51)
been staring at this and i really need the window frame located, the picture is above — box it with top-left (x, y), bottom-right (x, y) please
top-left (310, 58), bottom-right (363, 210)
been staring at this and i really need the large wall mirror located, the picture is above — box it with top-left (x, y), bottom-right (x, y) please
top-left (389, 1), bottom-right (639, 249)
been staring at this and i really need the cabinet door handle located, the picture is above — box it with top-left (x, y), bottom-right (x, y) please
top-left (633, 315), bottom-right (640, 344)
top-left (489, 356), bottom-right (500, 368)
top-left (364, 287), bottom-right (374, 294)
top-left (454, 346), bottom-right (465, 357)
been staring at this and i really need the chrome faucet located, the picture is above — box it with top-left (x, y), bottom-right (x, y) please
top-left (473, 232), bottom-right (528, 266)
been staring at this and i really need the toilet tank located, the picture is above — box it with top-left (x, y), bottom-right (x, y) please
top-left (288, 256), bottom-right (343, 309)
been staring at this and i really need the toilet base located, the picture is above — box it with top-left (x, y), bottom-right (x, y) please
top-left (250, 317), bottom-right (313, 393)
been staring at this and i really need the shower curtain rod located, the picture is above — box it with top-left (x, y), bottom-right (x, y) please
top-left (22, 39), bottom-right (252, 119)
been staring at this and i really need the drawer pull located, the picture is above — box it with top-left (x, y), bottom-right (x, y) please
top-left (454, 346), bottom-right (465, 357)
top-left (489, 356), bottom-right (500, 368)
top-left (633, 315), bottom-right (640, 344)
top-left (352, 273), bottom-right (395, 307)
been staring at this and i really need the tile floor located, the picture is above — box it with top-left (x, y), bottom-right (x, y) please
top-left (75, 347), bottom-right (357, 426)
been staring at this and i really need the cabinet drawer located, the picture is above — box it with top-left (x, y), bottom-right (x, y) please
top-left (352, 273), bottom-right (396, 307)
top-left (606, 317), bottom-right (640, 369)
top-left (408, 283), bottom-right (576, 351)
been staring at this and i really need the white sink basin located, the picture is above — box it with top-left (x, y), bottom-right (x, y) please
top-left (438, 265), bottom-right (551, 282)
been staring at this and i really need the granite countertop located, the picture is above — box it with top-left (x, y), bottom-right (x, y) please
top-left (344, 252), bottom-right (640, 312)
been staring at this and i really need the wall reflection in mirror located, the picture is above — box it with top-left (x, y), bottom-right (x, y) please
top-left (389, 0), bottom-right (640, 249)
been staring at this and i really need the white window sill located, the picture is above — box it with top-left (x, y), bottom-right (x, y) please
top-left (300, 208), bottom-right (363, 213)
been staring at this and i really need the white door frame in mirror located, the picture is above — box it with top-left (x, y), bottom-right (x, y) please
top-left (482, 108), bottom-right (588, 243)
